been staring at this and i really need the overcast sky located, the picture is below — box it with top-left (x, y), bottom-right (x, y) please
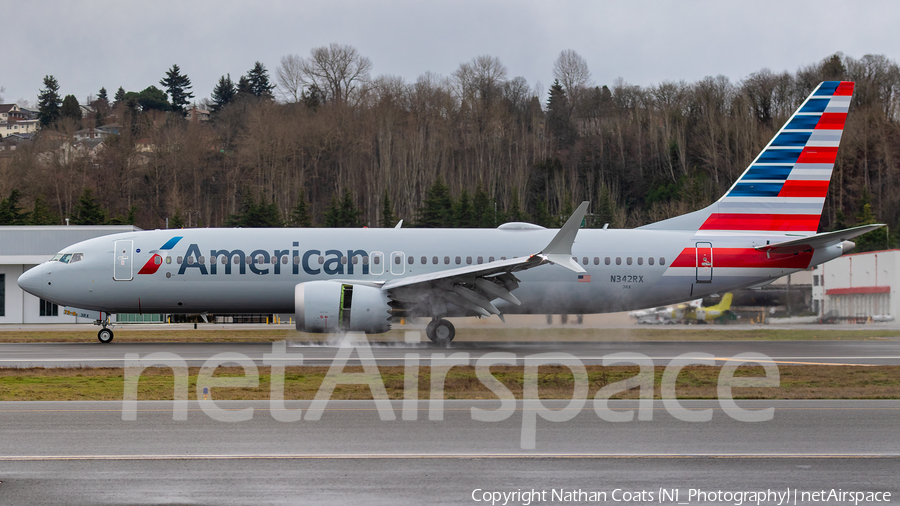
top-left (2, 0), bottom-right (899, 107)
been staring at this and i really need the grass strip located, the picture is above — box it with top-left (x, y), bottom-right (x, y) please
top-left (1, 365), bottom-right (898, 401)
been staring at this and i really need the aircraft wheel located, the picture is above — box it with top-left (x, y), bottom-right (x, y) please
top-left (98, 329), bottom-right (114, 344)
top-left (426, 319), bottom-right (455, 345)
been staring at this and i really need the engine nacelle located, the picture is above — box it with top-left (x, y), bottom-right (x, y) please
top-left (295, 281), bottom-right (391, 334)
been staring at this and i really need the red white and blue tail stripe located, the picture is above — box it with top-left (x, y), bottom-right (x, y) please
top-left (700, 81), bottom-right (854, 234)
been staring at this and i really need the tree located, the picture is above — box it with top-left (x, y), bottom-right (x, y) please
top-left (291, 191), bottom-right (313, 227)
top-left (853, 189), bottom-right (885, 252)
top-left (225, 191), bottom-right (283, 227)
top-left (210, 74), bottom-right (237, 113)
top-left (276, 54), bottom-right (305, 102)
top-left (532, 199), bottom-right (554, 228)
top-left (71, 189), bottom-right (107, 225)
top-left (0, 189), bottom-right (27, 225)
top-left (506, 188), bottom-right (526, 223)
top-left (37, 75), bottom-right (62, 126)
top-left (453, 189), bottom-right (473, 227)
top-left (237, 75), bottom-right (253, 97)
top-left (322, 189), bottom-right (360, 227)
top-left (297, 43), bottom-right (372, 105)
top-left (418, 178), bottom-right (453, 227)
top-left (552, 49), bottom-right (591, 110)
top-left (127, 86), bottom-right (170, 112)
top-left (380, 190), bottom-right (396, 228)
top-left (472, 184), bottom-right (492, 227)
top-left (546, 79), bottom-right (571, 144)
top-left (113, 86), bottom-right (126, 107)
top-left (245, 61), bottom-right (275, 99)
top-left (30, 196), bottom-right (57, 225)
top-left (160, 64), bottom-right (194, 115)
top-left (60, 94), bottom-right (81, 121)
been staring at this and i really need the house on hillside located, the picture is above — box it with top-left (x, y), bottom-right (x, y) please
top-left (186, 106), bottom-right (210, 122)
top-left (0, 104), bottom-right (40, 139)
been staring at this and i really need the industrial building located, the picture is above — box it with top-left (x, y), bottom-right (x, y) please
top-left (0, 226), bottom-right (139, 324)
top-left (813, 249), bottom-right (898, 320)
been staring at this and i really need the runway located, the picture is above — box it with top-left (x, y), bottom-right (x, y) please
top-left (0, 400), bottom-right (897, 505)
top-left (1, 339), bottom-right (900, 367)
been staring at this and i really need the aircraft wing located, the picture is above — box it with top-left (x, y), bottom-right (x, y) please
top-left (382, 202), bottom-right (590, 319)
top-left (754, 224), bottom-right (884, 255)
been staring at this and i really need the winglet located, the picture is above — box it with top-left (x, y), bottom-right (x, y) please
top-left (394, 220), bottom-right (403, 229)
top-left (540, 201), bottom-right (589, 273)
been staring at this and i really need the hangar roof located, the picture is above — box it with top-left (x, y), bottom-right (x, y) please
top-left (0, 226), bottom-right (140, 257)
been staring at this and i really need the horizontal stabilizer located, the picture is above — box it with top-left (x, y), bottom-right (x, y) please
top-left (755, 224), bottom-right (885, 255)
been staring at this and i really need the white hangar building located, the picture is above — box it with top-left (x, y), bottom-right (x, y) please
top-left (0, 226), bottom-right (139, 324)
top-left (813, 249), bottom-right (898, 320)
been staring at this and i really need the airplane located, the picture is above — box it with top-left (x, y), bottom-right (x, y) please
top-left (636, 293), bottom-right (734, 324)
top-left (17, 81), bottom-right (884, 344)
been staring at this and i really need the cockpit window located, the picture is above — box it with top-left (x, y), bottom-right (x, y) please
top-left (51, 254), bottom-right (63, 262)
top-left (70, 253), bottom-right (84, 263)
top-left (59, 254), bottom-right (73, 264)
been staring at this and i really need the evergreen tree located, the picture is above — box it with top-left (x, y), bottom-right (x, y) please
top-left (113, 86), bottom-right (126, 107)
top-left (290, 190), bottom-right (313, 227)
top-left (595, 185), bottom-right (615, 228)
top-left (546, 79), bottom-right (571, 144)
top-left (853, 189), bottom-right (885, 252)
top-left (160, 64), bottom-right (194, 116)
top-left (60, 95), bottom-right (81, 121)
top-left (72, 189), bottom-right (107, 225)
top-left (225, 191), bottom-right (283, 227)
top-left (37, 75), bottom-right (62, 126)
top-left (170, 209), bottom-right (185, 229)
top-left (210, 74), bottom-right (236, 114)
top-left (472, 184), bottom-right (492, 227)
top-left (302, 84), bottom-right (323, 111)
top-left (245, 61), bottom-right (275, 99)
top-left (97, 87), bottom-right (109, 104)
top-left (131, 86), bottom-right (170, 111)
top-left (453, 188), bottom-right (473, 227)
top-left (532, 199), bottom-right (554, 228)
top-left (0, 189), bottom-right (27, 225)
top-left (559, 193), bottom-right (574, 227)
top-left (506, 188), bottom-right (526, 222)
top-left (418, 178), bottom-right (453, 227)
top-left (380, 190), bottom-right (396, 228)
top-left (322, 194), bottom-right (342, 227)
top-left (338, 189), bottom-right (361, 227)
top-left (237, 75), bottom-right (253, 97)
top-left (30, 196), bottom-right (57, 225)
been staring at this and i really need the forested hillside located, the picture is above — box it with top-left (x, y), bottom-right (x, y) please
top-left (1, 49), bottom-right (897, 250)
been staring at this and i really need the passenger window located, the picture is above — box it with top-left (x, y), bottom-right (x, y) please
top-left (593, 257), bottom-right (599, 265)
top-left (394, 256), bottom-right (401, 265)
top-left (221, 256), bottom-right (227, 265)
top-left (500, 256), bottom-right (507, 261)
top-left (187, 256), bottom-right (194, 265)
top-left (177, 256), bottom-right (183, 264)
top-left (153, 255), bottom-right (161, 265)
top-left (432, 256), bottom-right (438, 264)
top-left (466, 256), bottom-right (472, 265)
top-left (408, 256), bottom-right (414, 265)
top-left (199, 256), bottom-right (206, 264)
top-left (373, 256), bottom-right (380, 265)
top-left (648, 257), bottom-right (654, 266)
top-left (352, 256), bottom-right (358, 265)
top-left (421, 256), bottom-right (427, 264)
top-left (615, 257), bottom-right (621, 265)
top-left (659, 257), bottom-right (666, 265)
top-left (362, 256), bottom-right (369, 265)
top-left (477, 256), bottom-right (483, 264)
top-left (71, 253), bottom-right (84, 263)
top-left (444, 256), bottom-right (450, 265)
top-left (166, 256), bottom-right (172, 264)
top-left (626, 257), bottom-right (632, 265)
top-left (605, 257), bottom-right (611, 265)
top-left (637, 257), bottom-right (643, 265)
top-left (341, 256), bottom-right (347, 265)
top-left (282, 256), bottom-right (288, 265)
top-left (582, 257), bottom-right (588, 265)
top-left (318, 256), bottom-right (324, 265)
top-left (234, 257), bottom-right (240, 265)
top-left (455, 256), bottom-right (461, 265)
top-left (489, 256), bottom-right (495, 262)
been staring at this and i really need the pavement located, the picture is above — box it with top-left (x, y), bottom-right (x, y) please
top-left (1, 339), bottom-right (899, 367)
top-left (0, 400), bottom-right (897, 505)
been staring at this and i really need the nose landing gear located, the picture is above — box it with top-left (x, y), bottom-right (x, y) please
top-left (95, 315), bottom-right (115, 343)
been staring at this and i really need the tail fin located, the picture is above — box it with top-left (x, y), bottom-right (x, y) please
top-left (712, 293), bottom-right (733, 311)
top-left (640, 81), bottom-right (854, 234)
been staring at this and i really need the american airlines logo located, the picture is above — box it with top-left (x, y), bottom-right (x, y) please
top-left (139, 239), bottom-right (371, 277)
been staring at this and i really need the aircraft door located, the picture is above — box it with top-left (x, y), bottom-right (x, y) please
top-left (370, 251), bottom-right (384, 275)
top-left (114, 240), bottom-right (134, 281)
top-left (695, 242), bottom-right (712, 283)
top-left (390, 251), bottom-right (405, 275)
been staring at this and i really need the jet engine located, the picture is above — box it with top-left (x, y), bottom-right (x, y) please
top-left (295, 281), bottom-right (391, 333)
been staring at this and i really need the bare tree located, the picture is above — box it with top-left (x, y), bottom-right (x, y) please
top-left (553, 49), bottom-right (592, 101)
top-left (276, 54), bottom-right (305, 103)
top-left (298, 43), bottom-right (373, 106)
top-left (453, 55), bottom-right (507, 102)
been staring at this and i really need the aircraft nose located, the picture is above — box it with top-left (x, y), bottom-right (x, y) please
top-left (18, 265), bottom-right (45, 297)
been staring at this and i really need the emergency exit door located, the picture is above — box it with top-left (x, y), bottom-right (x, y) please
top-left (695, 242), bottom-right (713, 283)
top-left (114, 240), bottom-right (134, 281)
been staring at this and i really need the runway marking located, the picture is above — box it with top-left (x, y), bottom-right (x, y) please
top-left (3, 406), bottom-right (900, 414)
top-left (0, 453), bottom-right (898, 461)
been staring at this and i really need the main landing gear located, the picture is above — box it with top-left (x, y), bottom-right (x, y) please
top-left (425, 318), bottom-right (455, 346)
top-left (96, 315), bottom-right (114, 343)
